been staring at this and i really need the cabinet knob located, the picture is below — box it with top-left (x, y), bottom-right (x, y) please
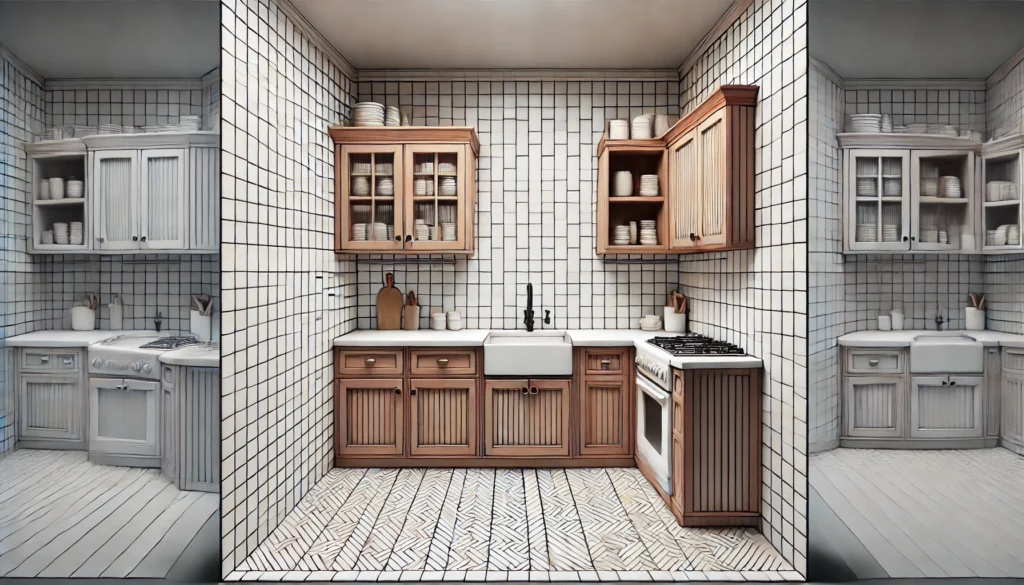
top-left (141, 236), bottom-right (147, 242)
top-left (437, 358), bottom-right (449, 367)
top-left (530, 386), bottom-right (539, 394)
top-left (942, 380), bottom-right (948, 385)
top-left (365, 358), bottom-right (376, 366)
top-left (911, 236), bottom-right (917, 242)
top-left (950, 380), bottom-right (957, 386)
top-left (521, 387), bottom-right (529, 395)
top-left (410, 389), bottom-right (417, 396)
top-left (902, 236), bottom-right (908, 242)
top-left (868, 359), bottom-right (879, 366)
top-left (395, 235), bottom-right (402, 242)
top-left (394, 387), bottom-right (402, 394)
top-left (405, 235), bottom-right (413, 243)
top-left (132, 236), bottom-right (139, 242)
top-left (689, 232), bottom-right (696, 241)
top-left (97, 237), bottom-right (105, 243)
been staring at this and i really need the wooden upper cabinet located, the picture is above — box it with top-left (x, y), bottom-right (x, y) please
top-left (598, 85), bottom-right (757, 255)
top-left (330, 127), bottom-right (479, 255)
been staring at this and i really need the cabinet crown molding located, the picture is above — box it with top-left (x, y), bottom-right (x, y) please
top-left (837, 133), bottom-right (982, 151)
top-left (82, 131), bottom-right (218, 150)
top-left (329, 126), bottom-right (480, 157)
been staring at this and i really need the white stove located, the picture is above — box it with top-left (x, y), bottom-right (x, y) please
top-left (89, 334), bottom-right (200, 380)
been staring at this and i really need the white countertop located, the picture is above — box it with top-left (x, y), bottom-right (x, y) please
top-left (333, 329), bottom-right (764, 370)
top-left (159, 344), bottom-right (220, 367)
top-left (3, 330), bottom-right (157, 348)
top-left (838, 330), bottom-right (1024, 348)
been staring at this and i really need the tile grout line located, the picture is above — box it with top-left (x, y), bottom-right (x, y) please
top-left (560, 468), bottom-right (598, 571)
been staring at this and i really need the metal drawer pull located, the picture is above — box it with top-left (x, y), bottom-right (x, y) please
top-left (950, 380), bottom-right (957, 386)
top-left (365, 358), bottom-right (376, 366)
top-left (39, 356), bottom-right (49, 363)
top-left (942, 380), bottom-right (948, 386)
top-left (600, 359), bottom-right (611, 369)
top-left (63, 358), bottom-right (73, 365)
top-left (437, 358), bottom-right (449, 367)
top-left (521, 387), bottom-right (530, 395)
top-left (868, 359), bottom-right (879, 366)
top-left (530, 387), bottom-right (539, 394)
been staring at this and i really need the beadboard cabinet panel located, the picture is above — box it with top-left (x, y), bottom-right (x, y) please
top-left (844, 376), bottom-right (904, 438)
top-left (409, 378), bottom-right (476, 457)
top-left (140, 149), bottom-right (187, 249)
top-left (484, 378), bottom-right (570, 457)
top-left (336, 378), bottom-right (404, 456)
top-left (93, 150), bottom-right (140, 251)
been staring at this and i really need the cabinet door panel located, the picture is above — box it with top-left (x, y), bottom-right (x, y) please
top-left (580, 378), bottom-right (630, 456)
top-left (844, 376), bottom-right (904, 438)
top-left (485, 379), bottom-right (569, 456)
top-left (404, 144), bottom-right (468, 252)
top-left (94, 150), bottom-right (139, 250)
top-left (161, 368), bottom-right (178, 481)
top-left (910, 376), bottom-right (983, 438)
top-left (338, 145), bottom-right (405, 252)
top-left (698, 109), bottom-right (727, 246)
top-left (189, 146), bottom-right (220, 250)
top-left (1001, 370), bottom-right (1024, 447)
top-left (669, 129), bottom-right (701, 249)
top-left (336, 378), bottom-right (404, 456)
top-left (846, 150), bottom-right (911, 252)
top-left (89, 378), bottom-right (159, 456)
top-left (409, 378), bottom-right (476, 456)
top-left (140, 149), bottom-right (187, 249)
top-left (19, 374), bottom-right (82, 441)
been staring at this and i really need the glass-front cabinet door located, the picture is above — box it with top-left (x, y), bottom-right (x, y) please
top-left (338, 145), bottom-right (404, 252)
top-left (403, 144), bottom-right (468, 252)
top-left (911, 150), bottom-right (975, 252)
top-left (982, 147), bottom-right (1022, 252)
top-left (846, 149), bottom-right (911, 252)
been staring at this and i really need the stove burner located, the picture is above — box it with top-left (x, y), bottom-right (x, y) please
top-left (647, 334), bottom-right (745, 356)
top-left (140, 336), bottom-right (200, 350)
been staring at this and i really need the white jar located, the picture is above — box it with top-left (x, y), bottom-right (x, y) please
top-left (890, 309), bottom-right (904, 331)
top-left (614, 171), bottom-right (633, 197)
top-left (430, 312), bottom-right (446, 331)
top-left (48, 177), bottom-right (65, 199)
top-left (965, 307), bottom-right (985, 331)
top-left (446, 311), bottom-right (463, 331)
top-left (39, 180), bottom-right (50, 200)
top-left (878, 314), bottom-right (892, 331)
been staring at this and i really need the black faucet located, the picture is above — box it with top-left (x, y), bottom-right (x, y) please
top-left (935, 307), bottom-right (944, 330)
top-left (524, 283), bottom-right (535, 331)
top-left (154, 311), bottom-right (163, 332)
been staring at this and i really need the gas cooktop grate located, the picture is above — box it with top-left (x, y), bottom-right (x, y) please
top-left (140, 336), bottom-right (200, 350)
top-left (647, 334), bottom-right (745, 356)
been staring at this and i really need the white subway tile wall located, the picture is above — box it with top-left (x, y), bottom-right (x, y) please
top-left (219, 0), bottom-right (357, 576)
top-left (355, 79), bottom-right (680, 330)
top-left (676, 0), bottom-right (808, 574)
top-left (808, 63), bottom-right (844, 451)
top-left (45, 87), bottom-right (205, 128)
top-left (988, 53), bottom-right (1024, 140)
top-left (843, 87), bottom-right (987, 135)
top-left (0, 54), bottom-right (46, 453)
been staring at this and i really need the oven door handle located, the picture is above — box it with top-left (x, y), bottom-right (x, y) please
top-left (636, 374), bottom-right (670, 404)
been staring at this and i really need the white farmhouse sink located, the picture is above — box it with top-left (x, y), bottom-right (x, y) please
top-left (909, 334), bottom-right (983, 374)
top-left (483, 331), bottom-right (573, 376)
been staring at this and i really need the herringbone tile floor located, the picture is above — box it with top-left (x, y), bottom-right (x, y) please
top-left (227, 468), bottom-right (797, 582)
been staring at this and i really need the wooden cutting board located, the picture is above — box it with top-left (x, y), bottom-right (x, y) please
top-left (376, 273), bottom-right (403, 330)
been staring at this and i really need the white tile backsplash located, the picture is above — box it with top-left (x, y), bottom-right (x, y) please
top-left (988, 52), bottom-right (1024, 140)
top-left (844, 87), bottom-right (987, 136)
top-left (45, 86), bottom-right (204, 129)
top-left (677, 0), bottom-right (808, 574)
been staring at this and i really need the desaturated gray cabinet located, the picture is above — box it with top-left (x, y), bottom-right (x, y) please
top-left (88, 377), bottom-right (160, 467)
top-left (160, 365), bottom-right (219, 492)
top-left (1002, 349), bottom-right (1024, 455)
top-left (16, 348), bottom-right (87, 450)
top-left (910, 375), bottom-right (984, 439)
top-left (844, 375), bottom-right (905, 438)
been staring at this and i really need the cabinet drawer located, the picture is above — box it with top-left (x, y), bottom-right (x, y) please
top-left (583, 348), bottom-right (627, 376)
top-left (21, 351), bottom-right (78, 371)
top-left (847, 349), bottom-right (902, 374)
top-left (410, 349), bottom-right (477, 376)
top-left (336, 349), bottom-right (403, 376)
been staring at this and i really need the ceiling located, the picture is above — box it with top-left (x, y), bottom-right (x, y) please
top-left (0, 0), bottom-right (219, 79)
top-left (810, 0), bottom-right (1024, 79)
top-left (290, 0), bottom-right (735, 70)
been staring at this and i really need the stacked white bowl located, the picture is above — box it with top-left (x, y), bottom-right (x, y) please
top-left (353, 102), bottom-right (385, 127)
top-left (639, 220), bottom-right (658, 245)
top-left (70, 222), bottom-right (83, 245)
top-left (385, 106), bottom-right (401, 127)
top-left (847, 114), bottom-right (882, 133)
top-left (41, 230), bottom-right (54, 245)
top-left (440, 177), bottom-right (457, 196)
top-left (53, 222), bottom-right (70, 245)
top-left (352, 176), bottom-right (370, 196)
top-left (613, 225), bottom-right (630, 245)
top-left (639, 175), bottom-right (659, 196)
top-left (441, 223), bottom-right (457, 241)
top-left (882, 224), bottom-right (899, 243)
top-left (856, 178), bottom-right (876, 197)
top-left (1009, 225), bottom-right (1021, 246)
top-left (856, 223), bottom-right (877, 242)
top-left (67, 179), bottom-right (84, 198)
top-left (609, 120), bottom-right (629, 140)
top-left (939, 176), bottom-right (962, 198)
top-left (352, 223), bottom-right (368, 241)
top-left (414, 178), bottom-right (434, 196)
top-left (415, 219), bottom-right (430, 241)
top-left (372, 223), bottom-right (388, 241)
top-left (377, 177), bottom-right (394, 196)
top-left (631, 115), bottom-right (653, 139)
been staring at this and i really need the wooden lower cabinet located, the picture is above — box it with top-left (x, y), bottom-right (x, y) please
top-left (336, 378), bottom-right (404, 456)
top-left (409, 378), bottom-right (477, 456)
top-left (579, 378), bottom-right (630, 456)
top-left (670, 368), bottom-right (761, 527)
top-left (485, 379), bottom-right (570, 456)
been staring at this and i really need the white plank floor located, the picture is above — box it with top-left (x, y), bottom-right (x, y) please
top-left (810, 447), bottom-right (1024, 579)
top-left (0, 449), bottom-right (218, 578)
top-left (226, 468), bottom-right (798, 583)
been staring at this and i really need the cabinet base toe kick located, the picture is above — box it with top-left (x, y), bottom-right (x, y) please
top-left (839, 437), bottom-right (999, 450)
top-left (88, 452), bottom-right (162, 468)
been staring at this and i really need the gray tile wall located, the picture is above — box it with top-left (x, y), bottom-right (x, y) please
top-left (843, 87), bottom-right (987, 135)
top-left (988, 53), bottom-right (1024, 140)
top-left (0, 53), bottom-right (46, 453)
top-left (45, 86), bottom-right (205, 129)
top-left (808, 62), bottom-right (844, 452)
top-left (677, 0), bottom-right (808, 574)
top-left (354, 79), bottom-right (680, 330)
top-left (219, 0), bottom-right (357, 575)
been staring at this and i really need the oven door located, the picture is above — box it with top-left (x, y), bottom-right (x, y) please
top-left (636, 372), bottom-right (672, 495)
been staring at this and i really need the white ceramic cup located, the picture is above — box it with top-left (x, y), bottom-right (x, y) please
top-left (664, 307), bottom-right (687, 333)
top-left (191, 310), bottom-right (212, 341)
top-left (39, 180), bottom-right (50, 200)
top-left (965, 307), bottom-right (985, 331)
top-left (430, 312), bottom-right (446, 331)
top-left (70, 306), bottom-right (95, 331)
top-left (878, 315), bottom-right (892, 331)
top-left (614, 171), bottom-right (633, 197)
top-left (48, 177), bottom-right (65, 199)
top-left (890, 310), bottom-right (904, 331)
top-left (67, 180), bottom-right (84, 198)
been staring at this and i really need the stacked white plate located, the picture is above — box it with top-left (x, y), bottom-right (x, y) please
top-left (938, 230), bottom-right (949, 244)
top-left (856, 223), bottom-right (877, 242)
top-left (377, 177), bottom-right (394, 197)
top-left (352, 176), bottom-right (370, 196)
top-left (353, 102), bottom-right (385, 127)
top-left (882, 224), bottom-right (899, 243)
top-left (883, 178), bottom-right (901, 197)
top-left (880, 114), bottom-right (892, 133)
top-left (922, 230), bottom-right (939, 243)
top-left (414, 178), bottom-right (434, 196)
top-left (388, 225), bottom-right (395, 241)
top-left (609, 120), bottom-right (629, 140)
top-left (613, 225), bottom-right (631, 246)
top-left (1009, 225), bottom-right (1021, 246)
top-left (939, 176), bottom-right (962, 198)
top-left (440, 177), bottom-right (457, 196)
top-left (438, 161), bottom-right (457, 174)
top-left (856, 178), bottom-right (877, 197)
top-left (906, 123), bottom-right (928, 134)
top-left (938, 125), bottom-right (959, 137)
top-left (142, 125), bottom-right (178, 133)
top-left (352, 162), bottom-right (371, 174)
top-left (986, 181), bottom-right (1018, 201)
top-left (98, 124), bottom-right (122, 135)
top-left (53, 222), bottom-right (69, 245)
top-left (847, 114), bottom-right (882, 133)
top-left (986, 230), bottom-right (1002, 246)
top-left (385, 106), bottom-right (401, 127)
top-left (178, 115), bottom-right (201, 131)
top-left (415, 161), bottom-right (434, 174)
top-left (640, 220), bottom-right (658, 245)
top-left (352, 223), bottom-right (368, 241)
top-left (41, 230), bottom-right (54, 245)
top-left (372, 222), bottom-right (388, 241)
top-left (440, 222), bottom-right (457, 241)
top-left (70, 222), bottom-right (83, 245)
top-left (631, 115), bottom-right (653, 139)
top-left (375, 162), bottom-right (393, 175)
top-left (415, 219), bottom-right (430, 241)
top-left (639, 175), bottom-right (659, 196)
top-left (892, 126), bottom-right (909, 134)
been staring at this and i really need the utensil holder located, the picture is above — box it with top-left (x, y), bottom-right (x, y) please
top-left (71, 307), bottom-right (96, 331)
top-left (404, 306), bottom-right (421, 330)
top-left (889, 310), bottom-right (904, 331)
top-left (965, 307), bottom-right (985, 331)
top-left (663, 306), bottom-right (687, 333)
top-left (109, 304), bottom-right (123, 330)
top-left (191, 310), bottom-right (212, 341)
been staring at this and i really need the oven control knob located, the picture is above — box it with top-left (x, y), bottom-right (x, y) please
top-left (142, 363), bottom-right (152, 374)
top-left (91, 357), bottom-right (102, 368)
top-left (131, 361), bottom-right (142, 372)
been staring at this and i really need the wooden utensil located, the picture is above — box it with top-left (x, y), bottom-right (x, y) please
top-left (403, 289), bottom-right (420, 331)
top-left (376, 273), bottom-right (404, 330)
